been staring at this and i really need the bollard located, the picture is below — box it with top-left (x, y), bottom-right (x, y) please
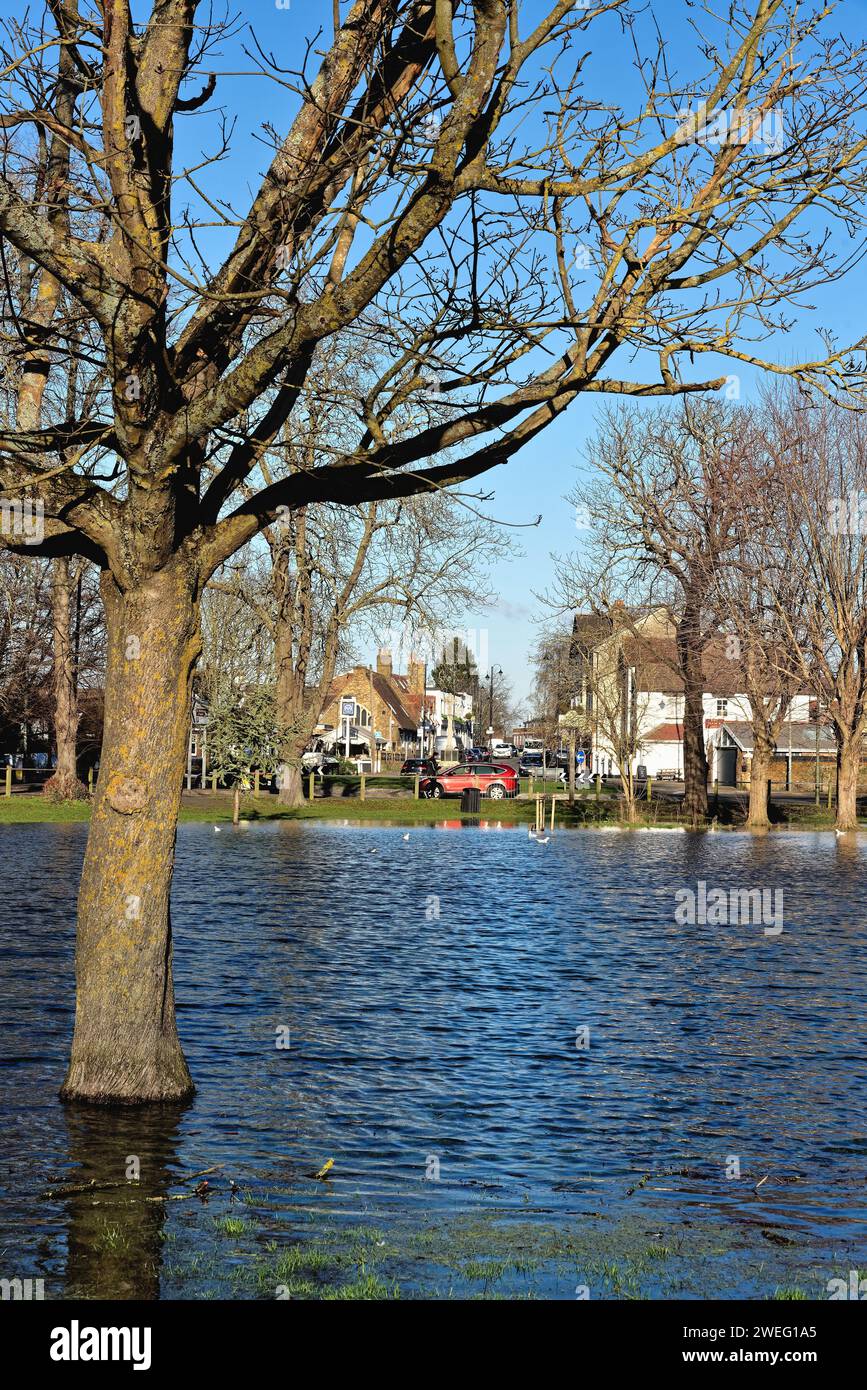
top-left (211, 773), bottom-right (218, 792)
top-left (414, 773), bottom-right (419, 801)
top-left (646, 775), bottom-right (652, 802)
top-left (4, 764), bottom-right (10, 798)
top-left (360, 772), bottom-right (366, 801)
top-left (309, 771), bottom-right (315, 800)
top-left (88, 766), bottom-right (94, 795)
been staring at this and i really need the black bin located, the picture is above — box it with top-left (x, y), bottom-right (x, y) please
top-left (460, 786), bottom-right (482, 813)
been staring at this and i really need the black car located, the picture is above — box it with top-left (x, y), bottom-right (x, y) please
top-left (400, 757), bottom-right (439, 777)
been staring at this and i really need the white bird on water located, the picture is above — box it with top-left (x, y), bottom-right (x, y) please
top-left (213, 826), bottom-right (221, 833)
top-left (402, 833), bottom-right (410, 841)
top-left (534, 834), bottom-right (551, 845)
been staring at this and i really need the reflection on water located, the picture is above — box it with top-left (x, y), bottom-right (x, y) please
top-left (1, 821), bottom-right (866, 1299)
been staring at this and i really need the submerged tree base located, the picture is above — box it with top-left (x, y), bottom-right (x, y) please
top-left (60, 1046), bottom-right (195, 1106)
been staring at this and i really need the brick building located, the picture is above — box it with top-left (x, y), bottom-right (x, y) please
top-left (317, 650), bottom-right (433, 759)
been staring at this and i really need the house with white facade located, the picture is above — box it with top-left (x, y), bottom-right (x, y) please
top-left (572, 607), bottom-right (822, 785)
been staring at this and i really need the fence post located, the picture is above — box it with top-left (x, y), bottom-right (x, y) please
top-left (827, 781), bottom-right (832, 810)
top-left (211, 773), bottom-right (218, 792)
top-left (254, 770), bottom-right (260, 798)
top-left (88, 766), bottom-right (94, 796)
top-left (414, 773), bottom-right (419, 800)
top-left (360, 772), bottom-right (366, 801)
top-left (4, 764), bottom-right (10, 798)
top-left (308, 771), bottom-right (315, 800)
top-left (646, 776), bottom-right (652, 802)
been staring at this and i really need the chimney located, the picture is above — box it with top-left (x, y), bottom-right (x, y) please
top-left (376, 648), bottom-right (392, 679)
top-left (408, 653), bottom-right (425, 695)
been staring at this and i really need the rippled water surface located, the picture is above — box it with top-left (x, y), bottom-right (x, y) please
top-left (1, 821), bottom-right (866, 1299)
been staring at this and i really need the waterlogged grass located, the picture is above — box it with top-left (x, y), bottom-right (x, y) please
top-left (156, 1200), bottom-right (838, 1301)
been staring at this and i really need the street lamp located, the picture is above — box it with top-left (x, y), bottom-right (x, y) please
top-left (487, 666), bottom-right (503, 738)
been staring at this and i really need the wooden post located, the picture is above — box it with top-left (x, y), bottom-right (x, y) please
top-left (550, 796), bottom-right (555, 832)
top-left (414, 773), bottom-right (420, 800)
top-left (88, 766), bottom-right (94, 796)
top-left (254, 770), bottom-right (260, 798)
top-left (360, 772), bottom-right (366, 801)
top-left (646, 776), bottom-right (652, 802)
top-left (211, 773), bottom-right (217, 792)
top-left (309, 771), bottom-right (315, 800)
top-left (827, 780), bottom-right (832, 810)
top-left (4, 764), bottom-right (11, 798)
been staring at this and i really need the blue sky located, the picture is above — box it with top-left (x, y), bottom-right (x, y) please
top-left (0, 0), bottom-right (858, 699)
top-left (154, 1), bottom-right (867, 706)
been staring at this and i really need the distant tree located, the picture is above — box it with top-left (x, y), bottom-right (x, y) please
top-left (753, 391), bottom-right (867, 831)
top-left (206, 683), bottom-right (282, 825)
top-left (567, 399), bottom-right (746, 826)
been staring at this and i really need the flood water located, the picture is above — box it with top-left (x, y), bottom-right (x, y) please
top-left (1, 820), bottom-right (866, 1299)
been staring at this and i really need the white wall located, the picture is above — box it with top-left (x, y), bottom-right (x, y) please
top-left (595, 686), bottom-right (814, 778)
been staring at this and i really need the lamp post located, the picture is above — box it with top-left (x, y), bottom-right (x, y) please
top-left (487, 666), bottom-right (503, 740)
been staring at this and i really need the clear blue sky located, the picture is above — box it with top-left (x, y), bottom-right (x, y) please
top-left (159, 0), bottom-right (867, 709)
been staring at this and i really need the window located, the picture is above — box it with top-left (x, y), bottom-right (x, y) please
top-left (716, 698), bottom-right (728, 718)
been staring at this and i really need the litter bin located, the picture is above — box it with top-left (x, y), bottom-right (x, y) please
top-left (460, 786), bottom-right (482, 813)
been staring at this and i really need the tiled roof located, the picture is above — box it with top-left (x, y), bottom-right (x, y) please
top-left (645, 721), bottom-right (685, 742)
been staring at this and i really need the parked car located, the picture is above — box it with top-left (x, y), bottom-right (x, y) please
top-left (518, 750), bottom-right (544, 776)
top-left (519, 751), bottom-right (571, 782)
top-left (420, 762), bottom-right (518, 800)
top-left (400, 757), bottom-right (439, 777)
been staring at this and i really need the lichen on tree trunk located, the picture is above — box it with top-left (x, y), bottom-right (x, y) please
top-left (60, 564), bottom-right (201, 1105)
top-left (747, 750), bottom-right (772, 829)
top-left (836, 739), bottom-right (860, 831)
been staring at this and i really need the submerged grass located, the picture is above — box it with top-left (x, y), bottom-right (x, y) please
top-left (158, 1198), bottom-right (837, 1302)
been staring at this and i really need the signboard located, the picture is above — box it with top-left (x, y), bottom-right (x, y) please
top-left (340, 698), bottom-right (355, 717)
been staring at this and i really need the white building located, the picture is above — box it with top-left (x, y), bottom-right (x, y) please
top-left (575, 609), bottom-right (817, 782)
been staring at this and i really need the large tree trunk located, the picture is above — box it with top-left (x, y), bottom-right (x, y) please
top-left (44, 557), bottom-right (86, 801)
top-left (681, 651), bottom-right (709, 827)
top-left (279, 759), bottom-right (306, 806)
top-left (60, 564), bottom-right (201, 1105)
top-left (747, 743), bottom-right (772, 829)
top-left (836, 735), bottom-right (861, 831)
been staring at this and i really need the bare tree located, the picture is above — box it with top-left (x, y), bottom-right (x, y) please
top-left (711, 442), bottom-right (805, 828)
top-left (3, 1), bottom-right (867, 1100)
top-left (754, 391), bottom-right (867, 830)
top-left (568, 399), bottom-right (748, 825)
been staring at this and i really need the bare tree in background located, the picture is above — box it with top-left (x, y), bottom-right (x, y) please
top-left (568, 400), bottom-right (747, 825)
top-left (755, 391), bottom-right (867, 830)
top-left (3, 0), bottom-right (867, 1100)
top-left (711, 438), bottom-right (805, 828)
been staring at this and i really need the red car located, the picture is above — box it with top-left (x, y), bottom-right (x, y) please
top-left (420, 761), bottom-right (518, 800)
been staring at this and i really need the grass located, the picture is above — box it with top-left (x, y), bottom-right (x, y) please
top-left (2, 786), bottom-right (864, 830)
